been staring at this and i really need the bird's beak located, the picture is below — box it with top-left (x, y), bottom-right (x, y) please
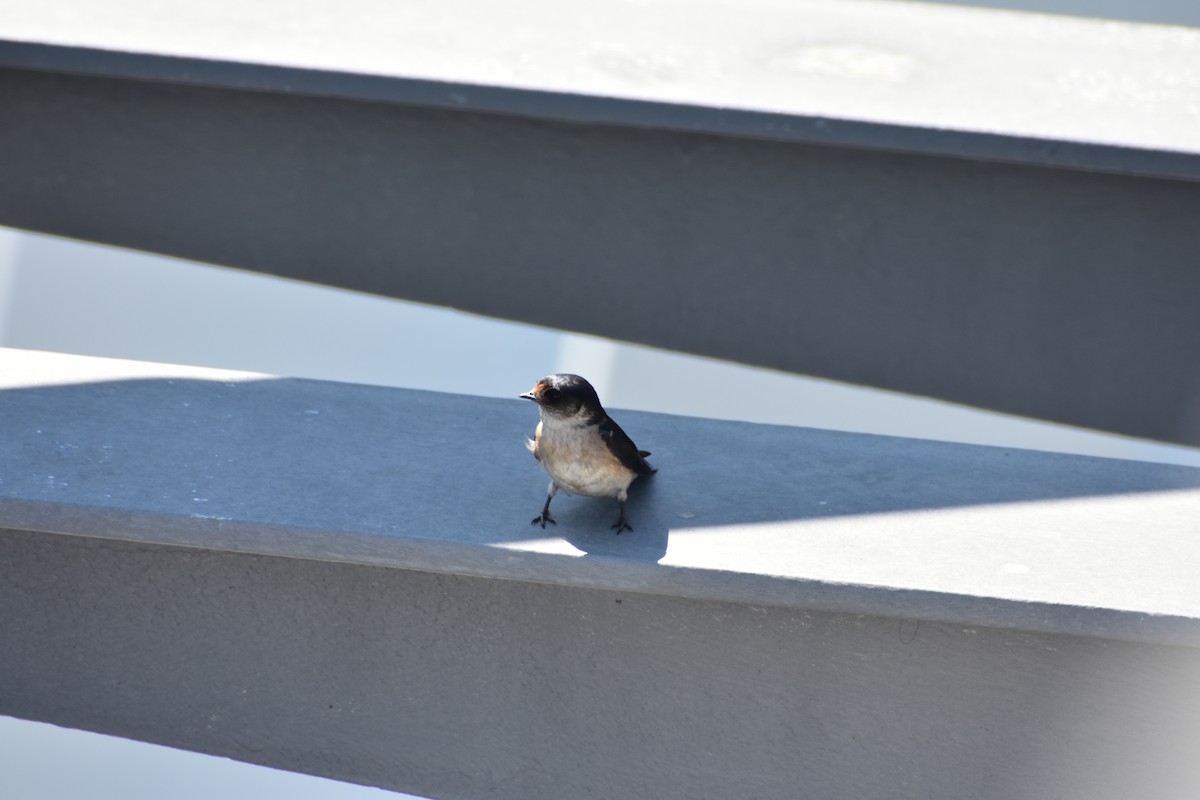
top-left (520, 390), bottom-right (538, 402)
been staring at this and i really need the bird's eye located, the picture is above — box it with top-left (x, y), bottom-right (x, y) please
top-left (543, 388), bottom-right (561, 401)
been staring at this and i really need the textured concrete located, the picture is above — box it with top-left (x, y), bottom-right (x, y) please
top-left (1, 2), bottom-right (1199, 446)
top-left (2, 348), bottom-right (1199, 798)
top-left (4, 530), bottom-right (1199, 800)
top-left (1, 0), bottom-right (1197, 170)
top-left (1, 348), bottom-right (1199, 643)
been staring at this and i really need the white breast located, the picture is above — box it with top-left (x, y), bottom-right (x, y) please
top-left (534, 416), bottom-right (635, 498)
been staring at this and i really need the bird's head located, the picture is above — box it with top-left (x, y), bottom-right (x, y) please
top-left (520, 373), bottom-right (603, 419)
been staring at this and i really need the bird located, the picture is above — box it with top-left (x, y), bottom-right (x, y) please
top-left (520, 374), bottom-right (656, 533)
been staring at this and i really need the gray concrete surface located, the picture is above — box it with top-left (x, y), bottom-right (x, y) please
top-left (2, 349), bottom-right (1199, 798)
top-left (4, 529), bottom-right (1199, 800)
top-left (2, 348), bottom-right (1198, 644)
top-left (1, 1), bottom-right (1199, 448)
top-left (1, 0), bottom-right (1197, 169)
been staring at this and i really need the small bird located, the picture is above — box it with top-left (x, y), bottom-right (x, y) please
top-left (521, 374), bottom-right (656, 533)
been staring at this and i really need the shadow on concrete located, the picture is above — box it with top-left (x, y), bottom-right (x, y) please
top-left (1, 375), bottom-right (1198, 567)
top-left (552, 476), bottom-right (667, 562)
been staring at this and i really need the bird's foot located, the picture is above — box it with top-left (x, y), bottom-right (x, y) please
top-left (531, 513), bottom-right (557, 528)
top-left (611, 517), bottom-right (633, 534)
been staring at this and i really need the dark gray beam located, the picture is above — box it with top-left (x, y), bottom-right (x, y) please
top-left (0, 39), bottom-right (1196, 183)
top-left (1, 349), bottom-right (1199, 799)
top-left (5, 530), bottom-right (1200, 800)
top-left (2, 0), bottom-right (1197, 175)
top-left (1, 1), bottom-right (1199, 445)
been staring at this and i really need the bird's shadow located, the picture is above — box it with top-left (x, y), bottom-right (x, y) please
top-left (547, 477), bottom-right (667, 562)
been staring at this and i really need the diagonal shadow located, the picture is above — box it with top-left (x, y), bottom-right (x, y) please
top-left (1, 375), bottom-right (1198, 569)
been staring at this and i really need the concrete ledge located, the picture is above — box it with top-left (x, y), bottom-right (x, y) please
top-left (1, 0), bottom-right (1197, 179)
top-left (3, 348), bottom-right (1200, 798)
top-left (1, 347), bottom-right (1199, 645)
top-left (7, 529), bottom-right (1198, 800)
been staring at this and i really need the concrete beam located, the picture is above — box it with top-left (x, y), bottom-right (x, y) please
top-left (2, 348), bottom-right (1199, 798)
top-left (1, 1), bottom-right (1199, 445)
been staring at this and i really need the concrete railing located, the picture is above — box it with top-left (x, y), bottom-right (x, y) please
top-left (2, 2), bottom-right (1200, 797)
top-left (2, 348), bottom-right (1199, 799)
top-left (1, 0), bottom-right (1199, 445)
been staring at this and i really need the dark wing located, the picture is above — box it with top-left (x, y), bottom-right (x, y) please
top-left (598, 415), bottom-right (657, 475)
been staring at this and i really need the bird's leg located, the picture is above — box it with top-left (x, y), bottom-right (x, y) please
top-left (532, 482), bottom-right (558, 528)
top-left (611, 492), bottom-right (633, 534)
